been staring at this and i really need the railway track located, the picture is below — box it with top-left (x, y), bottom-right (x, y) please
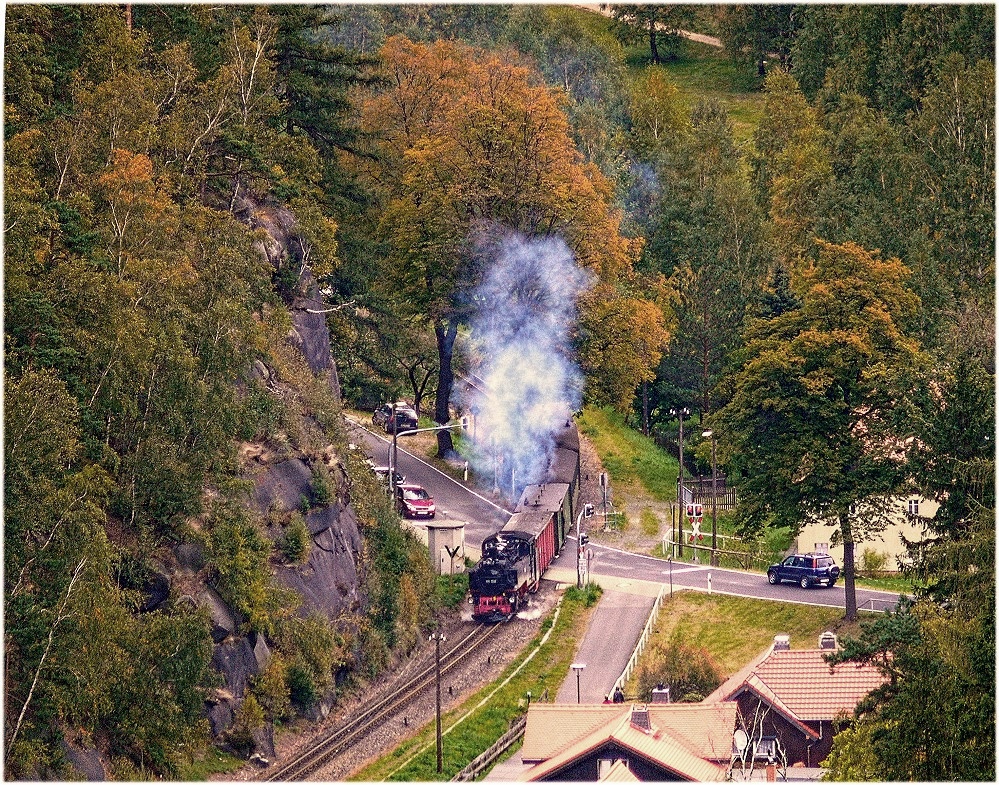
top-left (262, 621), bottom-right (503, 781)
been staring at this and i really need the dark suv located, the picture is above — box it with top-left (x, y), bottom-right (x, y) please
top-left (373, 403), bottom-right (419, 433)
top-left (767, 553), bottom-right (840, 588)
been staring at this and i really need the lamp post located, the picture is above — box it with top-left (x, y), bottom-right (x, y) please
top-left (702, 430), bottom-right (718, 553)
top-left (571, 663), bottom-right (586, 704)
top-left (670, 408), bottom-right (690, 543)
top-left (430, 629), bottom-right (446, 772)
top-left (390, 417), bottom-right (468, 499)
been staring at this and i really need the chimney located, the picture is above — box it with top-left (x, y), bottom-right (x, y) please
top-left (630, 706), bottom-right (651, 732)
top-left (773, 634), bottom-right (790, 651)
top-left (819, 631), bottom-right (838, 650)
top-left (650, 686), bottom-right (671, 704)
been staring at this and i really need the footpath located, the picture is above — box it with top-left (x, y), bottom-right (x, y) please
top-left (485, 569), bottom-right (663, 781)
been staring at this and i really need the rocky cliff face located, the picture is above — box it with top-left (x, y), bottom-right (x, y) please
top-left (196, 201), bottom-right (367, 744)
top-left (60, 199), bottom-right (369, 778)
top-left (191, 202), bottom-right (367, 755)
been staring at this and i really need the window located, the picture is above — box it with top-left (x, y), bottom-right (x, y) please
top-left (598, 758), bottom-right (628, 778)
top-left (907, 498), bottom-right (920, 516)
top-left (754, 737), bottom-right (778, 761)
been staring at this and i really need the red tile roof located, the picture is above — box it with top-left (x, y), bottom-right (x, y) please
top-left (705, 645), bottom-right (886, 727)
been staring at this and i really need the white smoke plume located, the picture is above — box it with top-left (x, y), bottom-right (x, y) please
top-left (461, 230), bottom-right (593, 493)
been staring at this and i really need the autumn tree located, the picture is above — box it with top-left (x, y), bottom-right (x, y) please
top-left (713, 240), bottom-right (925, 620)
top-left (355, 37), bottom-right (664, 452)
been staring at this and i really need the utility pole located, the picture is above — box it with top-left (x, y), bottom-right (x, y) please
top-left (670, 408), bottom-right (690, 545)
top-left (703, 430), bottom-right (718, 554)
top-left (430, 629), bottom-right (446, 772)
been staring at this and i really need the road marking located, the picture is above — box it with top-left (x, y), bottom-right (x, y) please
top-left (347, 420), bottom-right (515, 515)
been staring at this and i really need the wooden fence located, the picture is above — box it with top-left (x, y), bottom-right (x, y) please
top-left (451, 715), bottom-right (527, 782)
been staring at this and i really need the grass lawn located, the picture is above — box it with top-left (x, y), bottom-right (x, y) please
top-left (621, 37), bottom-right (765, 147)
top-left (628, 591), bottom-right (864, 690)
top-left (578, 406), bottom-right (677, 503)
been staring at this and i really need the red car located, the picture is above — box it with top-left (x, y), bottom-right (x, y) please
top-left (395, 484), bottom-right (436, 519)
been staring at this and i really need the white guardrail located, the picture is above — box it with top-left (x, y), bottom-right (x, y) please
top-left (611, 584), bottom-right (667, 697)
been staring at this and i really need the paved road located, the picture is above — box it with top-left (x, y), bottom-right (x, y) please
top-left (347, 419), bottom-right (512, 553)
top-left (554, 587), bottom-right (658, 704)
top-left (347, 416), bottom-right (903, 614)
top-left (579, 540), bottom-right (902, 613)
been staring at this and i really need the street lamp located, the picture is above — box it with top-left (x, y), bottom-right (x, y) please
top-left (670, 408), bottom-right (690, 544)
top-left (702, 430), bottom-right (718, 554)
top-left (576, 504), bottom-right (594, 589)
top-left (571, 663), bottom-right (586, 704)
top-left (390, 416), bottom-right (468, 499)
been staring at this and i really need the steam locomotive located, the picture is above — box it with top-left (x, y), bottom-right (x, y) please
top-left (468, 418), bottom-right (581, 622)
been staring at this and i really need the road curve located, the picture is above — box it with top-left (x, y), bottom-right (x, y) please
top-left (347, 416), bottom-right (902, 614)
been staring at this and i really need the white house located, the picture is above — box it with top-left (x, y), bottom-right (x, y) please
top-left (795, 495), bottom-right (939, 570)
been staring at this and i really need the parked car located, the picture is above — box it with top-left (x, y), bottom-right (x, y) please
top-left (371, 465), bottom-right (405, 487)
top-left (767, 553), bottom-right (840, 588)
top-left (395, 483), bottom-right (436, 519)
top-left (373, 402), bottom-right (419, 433)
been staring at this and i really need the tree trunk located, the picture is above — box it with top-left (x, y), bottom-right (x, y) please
top-left (648, 22), bottom-right (660, 64)
top-left (840, 512), bottom-right (857, 620)
top-left (434, 319), bottom-right (457, 458)
top-left (642, 381), bottom-right (649, 436)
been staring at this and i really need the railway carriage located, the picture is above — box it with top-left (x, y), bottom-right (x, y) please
top-left (469, 417), bottom-right (581, 622)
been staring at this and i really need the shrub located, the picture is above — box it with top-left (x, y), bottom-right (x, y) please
top-left (634, 632), bottom-right (722, 701)
top-left (310, 463), bottom-right (335, 507)
top-left (280, 513), bottom-right (311, 563)
top-left (286, 663), bottom-right (318, 710)
top-left (861, 548), bottom-right (888, 572)
top-left (565, 583), bottom-right (603, 607)
top-left (227, 694), bottom-right (264, 755)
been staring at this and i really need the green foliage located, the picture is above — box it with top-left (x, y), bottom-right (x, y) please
top-left (309, 462), bottom-right (335, 507)
top-left (714, 239), bottom-right (927, 617)
top-left (859, 548), bottom-right (888, 573)
top-left (633, 631), bottom-right (723, 702)
top-left (434, 572), bottom-right (470, 610)
top-left (253, 653), bottom-right (292, 723)
top-left (564, 582), bottom-right (603, 608)
top-left (276, 613), bottom-right (344, 696)
top-left (227, 693), bottom-right (265, 755)
top-left (280, 513), bottom-right (312, 564)
top-left (286, 662), bottom-right (319, 710)
top-left (205, 503), bottom-right (297, 634)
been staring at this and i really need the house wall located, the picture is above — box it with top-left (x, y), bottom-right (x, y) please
top-left (795, 496), bottom-right (939, 569)
top-left (735, 694), bottom-right (819, 768)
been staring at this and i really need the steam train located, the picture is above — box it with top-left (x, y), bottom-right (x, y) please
top-left (468, 418), bottom-right (581, 622)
